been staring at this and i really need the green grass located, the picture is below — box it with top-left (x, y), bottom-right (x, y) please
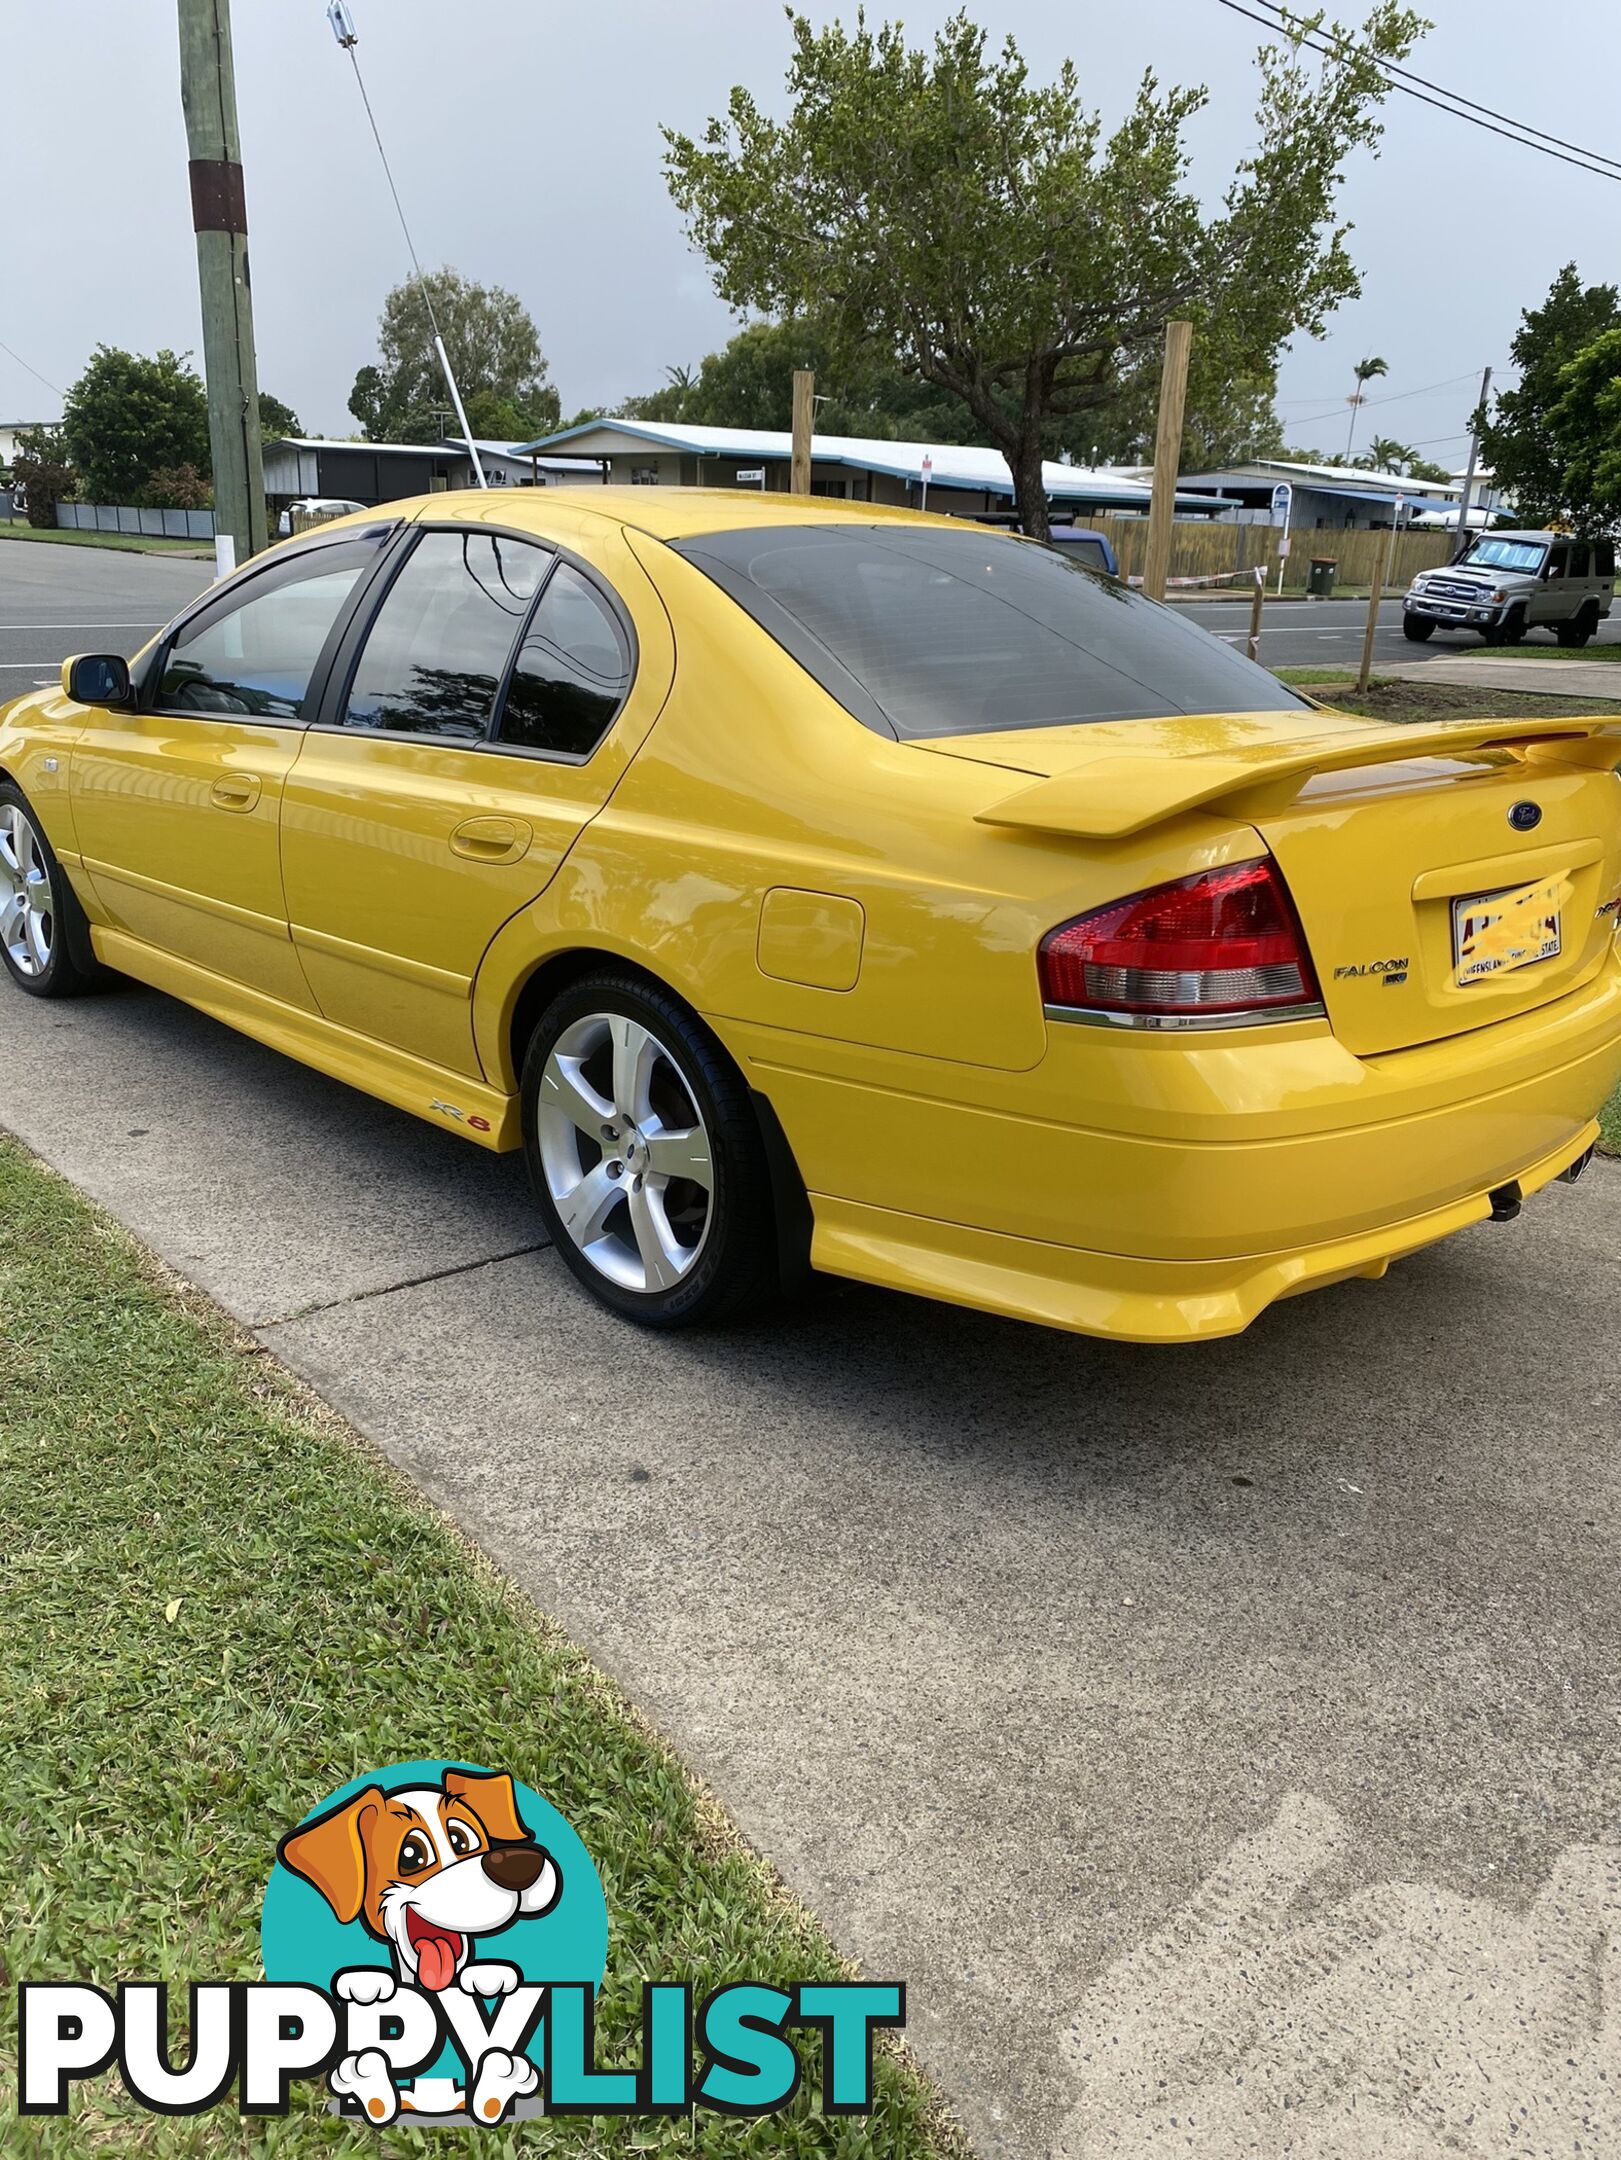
top-left (0, 522), bottom-right (210, 556)
top-left (0, 1141), bottom-right (961, 2158)
top-left (1601, 1091), bottom-right (1621, 1158)
top-left (1274, 668), bottom-right (1621, 724)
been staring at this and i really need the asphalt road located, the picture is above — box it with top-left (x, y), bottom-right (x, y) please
top-left (6, 533), bottom-right (1619, 684)
top-left (0, 539), bottom-right (211, 687)
top-left (1173, 590), bottom-right (1621, 670)
top-left (5, 543), bottom-right (1620, 2157)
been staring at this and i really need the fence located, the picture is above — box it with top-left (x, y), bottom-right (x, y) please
top-left (1094, 514), bottom-right (1454, 594)
top-left (57, 501), bottom-right (215, 540)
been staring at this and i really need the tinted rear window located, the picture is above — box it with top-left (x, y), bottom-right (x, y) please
top-left (671, 525), bottom-right (1307, 739)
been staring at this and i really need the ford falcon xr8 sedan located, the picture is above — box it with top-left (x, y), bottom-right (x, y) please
top-left (3, 490), bottom-right (1619, 1342)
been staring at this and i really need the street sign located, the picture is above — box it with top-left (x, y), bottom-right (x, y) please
top-left (1269, 481), bottom-right (1293, 527)
top-left (735, 467), bottom-right (765, 485)
top-left (920, 453), bottom-right (933, 510)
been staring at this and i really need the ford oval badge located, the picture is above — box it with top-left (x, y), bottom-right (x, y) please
top-left (1508, 800), bottom-right (1542, 832)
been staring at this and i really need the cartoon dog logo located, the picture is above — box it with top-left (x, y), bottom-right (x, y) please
top-left (278, 1767), bottom-right (562, 2123)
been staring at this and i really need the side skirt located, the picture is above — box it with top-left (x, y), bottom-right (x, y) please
top-left (91, 927), bottom-right (521, 1152)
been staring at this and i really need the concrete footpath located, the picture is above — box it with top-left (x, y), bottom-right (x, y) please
top-left (5, 982), bottom-right (1621, 2157)
top-left (1381, 653), bottom-right (1621, 700)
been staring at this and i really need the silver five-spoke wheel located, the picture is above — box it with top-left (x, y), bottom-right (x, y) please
top-left (0, 802), bottom-right (53, 979)
top-left (536, 1011), bottom-right (715, 1293)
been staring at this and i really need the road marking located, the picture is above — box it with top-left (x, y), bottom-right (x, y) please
top-left (0, 620), bottom-right (164, 630)
top-left (0, 659), bottom-right (70, 668)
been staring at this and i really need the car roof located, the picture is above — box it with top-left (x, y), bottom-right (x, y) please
top-left (298, 485), bottom-right (998, 548)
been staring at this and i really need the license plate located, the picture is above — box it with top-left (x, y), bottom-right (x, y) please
top-left (1453, 877), bottom-right (1565, 985)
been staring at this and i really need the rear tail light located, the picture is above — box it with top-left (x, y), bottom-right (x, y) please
top-left (1038, 857), bottom-right (1321, 1027)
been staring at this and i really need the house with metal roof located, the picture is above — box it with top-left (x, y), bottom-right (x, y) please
top-left (1150, 456), bottom-right (1464, 531)
top-left (261, 435), bottom-right (604, 512)
top-left (511, 419), bottom-right (1217, 518)
top-left (437, 437), bottom-right (608, 489)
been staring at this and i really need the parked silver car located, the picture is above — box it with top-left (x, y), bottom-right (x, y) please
top-left (1403, 530), bottom-right (1614, 647)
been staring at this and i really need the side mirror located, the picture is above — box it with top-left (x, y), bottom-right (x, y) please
top-left (63, 653), bottom-right (131, 706)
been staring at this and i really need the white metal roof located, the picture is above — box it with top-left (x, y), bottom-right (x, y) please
top-left (439, 436), bottom-right (602, 471)
top-left (515, 419), bottom-right (1207, 507)
top-left (264, 436), bottom-right (458, 460)
top-left (1173, 457), bottom-right (1459, 500)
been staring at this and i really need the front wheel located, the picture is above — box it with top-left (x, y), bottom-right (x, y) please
top-left (1483, 607), bottom-right (1526, 646)
top-left (521, 972), bottom-right (779, 1328)
top-left (0, 782), bottom-right (104, 998)
top-left (1402, 616), bottom-right (1435, 642)
top-left (1556, 607), bottom-right (1596, 649)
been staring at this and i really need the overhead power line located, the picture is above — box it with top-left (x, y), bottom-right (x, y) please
top-left (1276, 368), bottom-right (1482, 413)
top-left (1282, 369), bottom-right (1491, 430)
top-left (1240, 0), bottom-right (1621, 176)
top-left (0, 341), bottom-right (64, 399)
top-left (1215, 0), bottom-right (1621, 183)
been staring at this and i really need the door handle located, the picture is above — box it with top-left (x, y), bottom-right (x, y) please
top-left (450, 815), bottom-right (532, 865)
top-left (209, 774), bottom-right (261, 813)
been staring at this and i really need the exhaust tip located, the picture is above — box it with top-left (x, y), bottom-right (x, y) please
top-left (1488, 1181), bottom-right (1523, 1223)
top-left (1559, 1145), bottom-right (1595, 1185)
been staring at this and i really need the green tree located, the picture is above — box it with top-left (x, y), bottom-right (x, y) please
top-left (620, 318), bottom-right (985, 440)
top-left (1534, 328), bottom-right (1621, 534)
top-left (1064, 343), bottom-right (1286, 468)
top-left (1479, 264), bottom-right (1621, 525)
top-left (349, 270), bottom-right (560, 443)
top-left (257, 390), bottom-right (302, 440)
top-left (9, 425), bottom-right (76, 528)
top-left (663, 6), bottom-right (1422, 538)
top-left (1364, 432), bottom-right (1409, 470)
top-left (60, 347), bottom-right (210, 504)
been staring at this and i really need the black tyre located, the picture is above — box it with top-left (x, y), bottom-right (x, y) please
top-left (1402, 616), bottom-right (1435, 642)
top-left (521, 970), bottom-right (779, 1328)
top-left (1483, 606), bottom-right (1526, 646)
top-left (0, 780), bottom-right (105, 999)
top-left (1556, 606), bottom-right (1596, 649)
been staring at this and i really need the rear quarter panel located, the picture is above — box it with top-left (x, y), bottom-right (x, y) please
top-left (472, 536), bottom-right (1267, 1090)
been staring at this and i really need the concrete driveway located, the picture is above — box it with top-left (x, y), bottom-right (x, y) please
top-left (5, 979), bottom-right (1618, 2158)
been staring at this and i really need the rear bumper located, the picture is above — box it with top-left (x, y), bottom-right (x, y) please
top-left (731, 956), bottom-right (1621, 1341)
top-left (807, 1121), bottom-right (1599, 1343)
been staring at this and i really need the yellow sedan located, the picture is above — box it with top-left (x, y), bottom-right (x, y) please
top-left (3, 490), bottom-right (1618, 1341)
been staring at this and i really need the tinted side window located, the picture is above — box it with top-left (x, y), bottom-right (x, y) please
top-left (158, 537), bottom-right (381, 719)
top-left (1567, 543), bottom-right (1590, 578)
top-left (1547, 544), bottom-right (1570, 579)
top-left (498, 564), bottom-right (631, 757)
top-left (1598, 541), bottom-right (1616, 579)
top-left (1050, 535), bottom-right (1110, 573)
top-left (343, 529), bottom-right (551, 741)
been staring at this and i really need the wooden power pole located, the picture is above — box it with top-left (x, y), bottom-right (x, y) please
top-left (1142, 320), bottom-right (1192, 603)
top-left (791, 369), bottom-right (815, 495)
top-left (178, 0), bottom-right (266, 567)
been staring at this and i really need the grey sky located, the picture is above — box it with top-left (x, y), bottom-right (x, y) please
top-left (4, 0), bottom-right (1614, 468)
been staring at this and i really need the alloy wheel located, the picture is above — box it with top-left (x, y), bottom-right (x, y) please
top-left (0, 804), bottom-right (53, 978)
top-left (536, 1012), bottom-right (714, 1293)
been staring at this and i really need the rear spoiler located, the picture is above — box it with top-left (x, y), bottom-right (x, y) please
top-left (974, 716), bottom-right (1621, 842)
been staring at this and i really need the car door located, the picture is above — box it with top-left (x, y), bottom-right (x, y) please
top-left (70, 525), bottom-right (391, 1009)
top-left (280, 518), bottom-right (668, 1080)
top-left (1534, 540), bottom-right (1572, 625)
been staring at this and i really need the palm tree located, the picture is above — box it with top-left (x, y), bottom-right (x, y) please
top-left (1364, 433), bottom-right (1414, 474)
top-left (1345, 355), bottom-right (1389, 458)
